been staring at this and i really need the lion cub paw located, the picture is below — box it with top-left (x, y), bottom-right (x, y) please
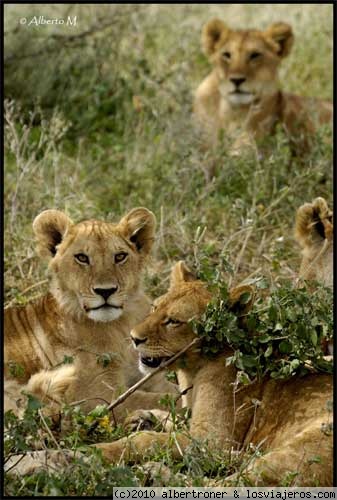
top-left (124, 409), bottom-right (173, 433)
top-left (140, 461), bottom-right (173, 485)
top-left (5, 449), bottom-right (82, 476)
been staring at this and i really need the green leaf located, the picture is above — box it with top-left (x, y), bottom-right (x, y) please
top-left (258, 335), bottom-right (271, 343)
top-left (62, 355), bottom-right (74, 364)
top-left (89, 405), bottom-right (109, 418)
top-left (8, 361), bottom-right (25, 379)
top-left (269, 305), bottom-right (278, 322)
top-left (241, 355), bottom-right (257, 368)
top-left (286, 309), bottom-right (297, 322)
top-left (96, 352), bottom-right (117, 368)
top-left (239, 292), bottom-right (252, 305)
top-left (307, 456), bottom-right (322, 464)
top-left (290, 359), bottom-right (300, 370)
top-left (310, 331), bottom-right (318, 346)
top-left (246, 316), bottom-right (256, 330)
top-left (256, 278), bottom-right (269, 289)
top-left (279, 340), bottom-right (292, 354)
top-left (237, 371), bottom-right (251, 385)
top-left (265, 345), bottom-right (273, 357)
top-left (26, 394), bottom-right (43, 411)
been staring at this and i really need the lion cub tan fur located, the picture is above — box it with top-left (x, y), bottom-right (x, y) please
top-left (5, 208), bottom-right (174, 418)
top-left (95, 262), bottom-right (333, 486)
top-left (194, 20), bottom-right (332, 155)
top-left (295, 197), bottom-right (333, 288)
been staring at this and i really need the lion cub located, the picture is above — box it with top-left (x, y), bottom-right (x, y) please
top-left (95, 262), bottom-right (333, 486)
top-left (295, 197), bottom-right (333, 356)
top-left (194, 20), bottom-right (332, 156)
top-left (5, 207), bottom-right (174, 419)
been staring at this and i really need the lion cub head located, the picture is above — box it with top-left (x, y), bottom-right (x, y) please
top-left (202, 19), bottom-right (294, 106)
top-left (33, 207), bottom-right (156, 322)
top-left (131, 261), bottom-right (253, 373)
top-left (295, 197), bottom-right (333, 287)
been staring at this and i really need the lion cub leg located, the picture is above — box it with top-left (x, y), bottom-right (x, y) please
top-left (94, 431), bottom-right (190, 464)
top-left (5, 365), bottom-right (76, 418)
top-left (239, 430), bottom-right (333, 486)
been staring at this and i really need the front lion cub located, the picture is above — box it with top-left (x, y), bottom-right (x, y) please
top-left (5, 207), bottom-right (175, 419)
top-left (194, 20), bottom-right (332, 156)
top-left (95, 262), bottom-right (333, 486)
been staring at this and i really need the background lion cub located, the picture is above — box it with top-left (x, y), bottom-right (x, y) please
top-left (5, 207), bottom-right (174, 418)
top-left (194, 19), bottom-right (332, 156)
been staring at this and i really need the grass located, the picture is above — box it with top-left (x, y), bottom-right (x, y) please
top-left (4, 3), bottom-right (333, 494)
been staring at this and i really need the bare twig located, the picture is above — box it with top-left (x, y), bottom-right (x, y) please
top-left (68, 397), bottom-right (110, 407)
top-left (20, 279), bottom-right (49, 295)
top-left (261, 187), bottom-right (290, 220)
top-left (4, 454), bottom-right (27, 474)
top-left (107, 338), bottom-right (200, 412)
top-left (229, 226), bottom-right (253, 288)
top-left (38, 409), bottom-right (62, 452)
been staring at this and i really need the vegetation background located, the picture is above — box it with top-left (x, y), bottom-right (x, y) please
top-left (4, 3), bottom-right (333, 494)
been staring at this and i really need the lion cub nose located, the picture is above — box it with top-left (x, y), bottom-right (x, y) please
top-left (94, 287), bottom-right (118, 300)
top-left (230, 77), bottom-right (246, 88)
top-left (131, 336), bottom-right (147, 347)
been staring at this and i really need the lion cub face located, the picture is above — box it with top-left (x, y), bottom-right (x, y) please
top-left (202, 19), bottom-right (294, 106)
top-left (131, 262), bottom-right (253, 374)
top-left (131, 262), bottom-right (211, 373)
top-left (33, 207), bottom-right (156, 322)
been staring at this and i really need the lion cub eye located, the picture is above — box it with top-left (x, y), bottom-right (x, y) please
top-left (115, 252), bottom-right (128, 264)
top-left (250, 51), bottom-right (262, 60)
top-left (75, 253), bottom-right (90, 265)
top-left (222, 51), bottom-right (231, 60)
top-left (164, 318), bottom-right (182, 327)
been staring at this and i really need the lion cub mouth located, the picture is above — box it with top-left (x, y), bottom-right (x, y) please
top-left (140, 355), bottom-right (171, 368)
top-left (87, 304), bottom-right (122, 311)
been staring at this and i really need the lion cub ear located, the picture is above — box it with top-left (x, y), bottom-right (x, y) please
top-left (202, 19), bottom-right (230, 56)
top-left (33, 210), bottom-right (73, 260)
top-left (229, 284), bottom-right (255, 316)
top-left (119, 207), bottom-right (156, 255)
top-left (169, 261), bottom-right (196, 290)
top-left (295, 197), bottom-right (333, 247)
top-left (264, 22), bottom-right (294, 58)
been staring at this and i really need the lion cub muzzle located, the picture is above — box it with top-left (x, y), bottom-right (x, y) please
top-left (82, 283), bottom-right (124, 322)
top-left (130, 329), bottom-right (172, 373)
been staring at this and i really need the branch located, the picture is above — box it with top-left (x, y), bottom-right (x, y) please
top-left (4, 453), bottom-right (27, 474)
top-left (107, 338), bottom-right (200, 412)
top-left (38, 409), bottom-right (62, 452)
